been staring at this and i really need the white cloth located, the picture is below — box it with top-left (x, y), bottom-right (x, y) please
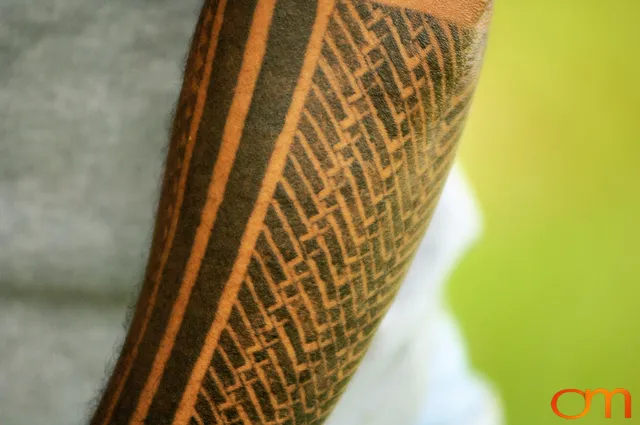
top-left (327, 166), bottom-right (502, 425)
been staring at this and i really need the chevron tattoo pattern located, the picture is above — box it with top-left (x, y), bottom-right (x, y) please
top-left (90, 0), bottom-right (491, 424)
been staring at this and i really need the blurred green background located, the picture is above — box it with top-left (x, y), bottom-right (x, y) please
top-left (448, 1), bottom-right (640, 424)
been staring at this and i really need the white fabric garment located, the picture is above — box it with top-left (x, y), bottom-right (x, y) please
top-left (327, 166), bottom-right (502, 425)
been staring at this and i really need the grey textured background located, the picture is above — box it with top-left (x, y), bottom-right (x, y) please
top-left (1, 0), bottom-right (201, 294)
top-left (1, 1), bottom-right (201, 423)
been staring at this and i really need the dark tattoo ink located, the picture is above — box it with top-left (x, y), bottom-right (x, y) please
top-left (90, 0), bottom-right (492, 424)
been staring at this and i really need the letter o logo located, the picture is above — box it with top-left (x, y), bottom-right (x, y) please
top-left (551, 389), bottom-right (590, 419)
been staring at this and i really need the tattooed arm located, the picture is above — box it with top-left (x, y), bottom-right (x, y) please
top-left (91, 0), bottom-right (492, 424)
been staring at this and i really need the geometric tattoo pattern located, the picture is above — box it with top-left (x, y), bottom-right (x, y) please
top-left (90, 0), bottom-right (490, 424)
top-left (191, 4), bottom-right (476, 425)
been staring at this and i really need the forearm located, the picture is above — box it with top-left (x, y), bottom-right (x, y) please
top-left (91, 1), bottom-right (491, 424)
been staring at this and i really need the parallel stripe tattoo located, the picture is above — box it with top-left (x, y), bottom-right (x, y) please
top-left (91, 0), bottom-right (492, 424)
top-left (96, 1), bottom-right (229, 423)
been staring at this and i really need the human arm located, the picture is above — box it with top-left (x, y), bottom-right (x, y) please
top-left (90, 1), bottom-right (492, 424)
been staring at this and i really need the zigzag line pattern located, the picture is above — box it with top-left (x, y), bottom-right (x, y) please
top-left (192, 1), bottom-right (479, 424)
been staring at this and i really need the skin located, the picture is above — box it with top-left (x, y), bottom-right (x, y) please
top-left (90, 0), bottom-right (492, 424)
